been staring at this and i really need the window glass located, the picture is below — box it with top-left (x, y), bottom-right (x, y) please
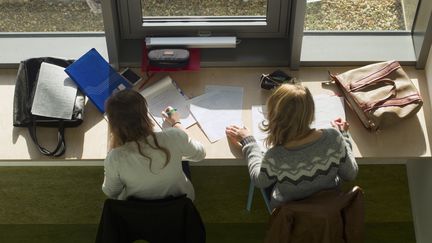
top-left (122, 0), bottom-right (283, 38)
top-left (141, 0), bottom-right (267, 17)
top-left (304, 0), bottom-right (419, 31)
top-left (0, 0), bottom-right (104, 32)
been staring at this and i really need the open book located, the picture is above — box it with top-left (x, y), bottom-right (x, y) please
top-left (139, 76), bottom-right (196, 129)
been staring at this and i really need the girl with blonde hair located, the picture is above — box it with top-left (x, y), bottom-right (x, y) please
top-left (226, 83), bottom-right (358, 210)
top-left (102, 89), bottom-right (205, 201)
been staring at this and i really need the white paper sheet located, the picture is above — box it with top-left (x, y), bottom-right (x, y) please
top-left (311, 94), bottom-right (345, 129)
top-left (189, 86), bottom-right (244, 143)
top-left (251, 105), bottom-right (269, 152)
top-left (140, 76), bottom-right (196, 129)
top-left (31, 62), bottom-right (78, 119)
top-left (251, 94), bottom-right (345, 152)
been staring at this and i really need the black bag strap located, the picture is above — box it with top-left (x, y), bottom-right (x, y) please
top-left (28, 120), bottom-right (66, 157)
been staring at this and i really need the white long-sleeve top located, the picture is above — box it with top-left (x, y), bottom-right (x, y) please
top-left (102, 128), bottom-right (206, 201)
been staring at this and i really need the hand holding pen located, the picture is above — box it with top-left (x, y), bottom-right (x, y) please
top-left (331, 117), bottom-right (349, 133)
top-left (162, 106), bottom-right (182, 128)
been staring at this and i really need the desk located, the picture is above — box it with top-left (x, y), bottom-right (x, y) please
top-left (1, 66), bottom-right (431, 161)
top-left (1, 66), bottom-right (432, 242)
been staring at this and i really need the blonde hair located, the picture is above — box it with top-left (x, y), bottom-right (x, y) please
top-left (105, 89), bottom-right (170, 170)
top-left (263, 83), bottom-right (315, 147)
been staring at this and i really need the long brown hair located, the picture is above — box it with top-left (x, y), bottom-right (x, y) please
top-left (262, 83), bottom-right (315, 147)
top-left (105, 89), bottom-right (170, 169)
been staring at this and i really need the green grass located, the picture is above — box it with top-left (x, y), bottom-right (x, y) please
top-left (0, 165), bottom-right (415, 243)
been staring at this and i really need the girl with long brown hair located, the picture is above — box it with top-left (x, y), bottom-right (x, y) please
top-left (102, 89), bottom-right (205, 201)
top-left (226, 83), bottom-right (358, 210)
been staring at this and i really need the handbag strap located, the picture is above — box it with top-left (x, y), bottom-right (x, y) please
top-left (364, 93), bottom-right (423, 112)
top-left (28, 120), bottom-right (66, 157)
top-left (350, 78), bottom-right (397, 110)
top-left (349, 78), bottom-right (395, 92)
top-left (349, 61), bottom-right (400, 90)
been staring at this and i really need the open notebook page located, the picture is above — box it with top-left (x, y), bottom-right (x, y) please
top-left (139, 76), bottom-right (196, 129)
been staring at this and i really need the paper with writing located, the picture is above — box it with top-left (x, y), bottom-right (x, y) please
top-left (251, 105), bottom-right (269, 152)
top-left (31, 62), bottom-right (78, 119)
top-left (140, 76), bottom-right (196, 129)
top-left (311, 94), bottom-right (345, 129)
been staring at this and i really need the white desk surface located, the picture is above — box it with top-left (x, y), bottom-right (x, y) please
top-left (1, 66), bottom-right (431, 161)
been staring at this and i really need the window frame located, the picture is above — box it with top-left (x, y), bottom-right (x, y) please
top-left (0, 0), bottom-right (430, 70)
top-left (288, 0), bottom-right (430, 69)
top-left (118, 0), bottom-right (289, 39)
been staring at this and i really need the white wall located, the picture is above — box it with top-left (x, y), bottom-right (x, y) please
top-left (407, 44), bottom-right (432, 243)
top-left (427, 44), bottom-right (432, 82)
top-left (425, 44), bottom-right (432, 113)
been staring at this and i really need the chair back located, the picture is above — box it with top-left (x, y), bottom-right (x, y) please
top-left (95, 195), bottom-right (206, 243)
top-left (265, 186), bottom-right (364, 243)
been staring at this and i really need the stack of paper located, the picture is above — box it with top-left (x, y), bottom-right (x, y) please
top-left (140, 76), bottom-right (196, 129)
top-left (189, 85), bottom-right (244, 143)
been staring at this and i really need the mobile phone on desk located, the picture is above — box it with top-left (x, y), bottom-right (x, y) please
top-left (120, 68), bottom-right (142, 86)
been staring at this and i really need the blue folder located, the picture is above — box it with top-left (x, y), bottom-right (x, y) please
top-left (65, 48), bottom-right (132, 113)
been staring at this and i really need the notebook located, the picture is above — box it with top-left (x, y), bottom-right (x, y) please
top-left (31, 62), bottom-right (78, 119)
top-left (139, 76), bottom-right (196, 129)
top-left (65, 48), bottom-right (132, 113)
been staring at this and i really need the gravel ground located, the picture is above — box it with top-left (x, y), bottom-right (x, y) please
top-left (142, 0), bottom-right (267, 16)
top-left (0, 0), bottom-right (104, 32)
top-left (0, 0), bottom-right (405, 32)
top-left (305, 0), bottom-right (406, 30)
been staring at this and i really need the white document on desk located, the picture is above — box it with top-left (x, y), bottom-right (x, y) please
top-left (189, 86), bottom-right (243, 143)
top-left (140, 76), bottom-right (196, 129)
top-left (251, 94), bottom-right (345, 152)
top-left (311, 94), bottom-right (345, 129)
top-left (251, 105), bottom-right (269, 152)
top-left (31, 62), bottom-right (78, 119)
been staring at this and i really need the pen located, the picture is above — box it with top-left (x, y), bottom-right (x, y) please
top-left (166, 108), bottom-right (177, 116)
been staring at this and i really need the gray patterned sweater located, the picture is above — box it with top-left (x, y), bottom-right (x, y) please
top-left (242, 128), bottom-right (358, 209)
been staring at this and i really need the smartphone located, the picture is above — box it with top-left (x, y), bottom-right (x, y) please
top-left (120, 68), bottom-right (142, 86)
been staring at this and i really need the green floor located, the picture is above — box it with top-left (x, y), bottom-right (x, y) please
top-left (0, 165), bottom-right (415, 243)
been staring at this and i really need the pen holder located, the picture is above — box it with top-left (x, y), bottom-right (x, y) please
top-left (148, 49), bottom-right (190, 68)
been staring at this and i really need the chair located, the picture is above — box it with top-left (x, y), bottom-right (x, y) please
top-left (246, 181), bottom-right (272, 214)
top-left (264, 186), bottom-right (364, 243)
top-left (95, 195), bottom-right (206, 243)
